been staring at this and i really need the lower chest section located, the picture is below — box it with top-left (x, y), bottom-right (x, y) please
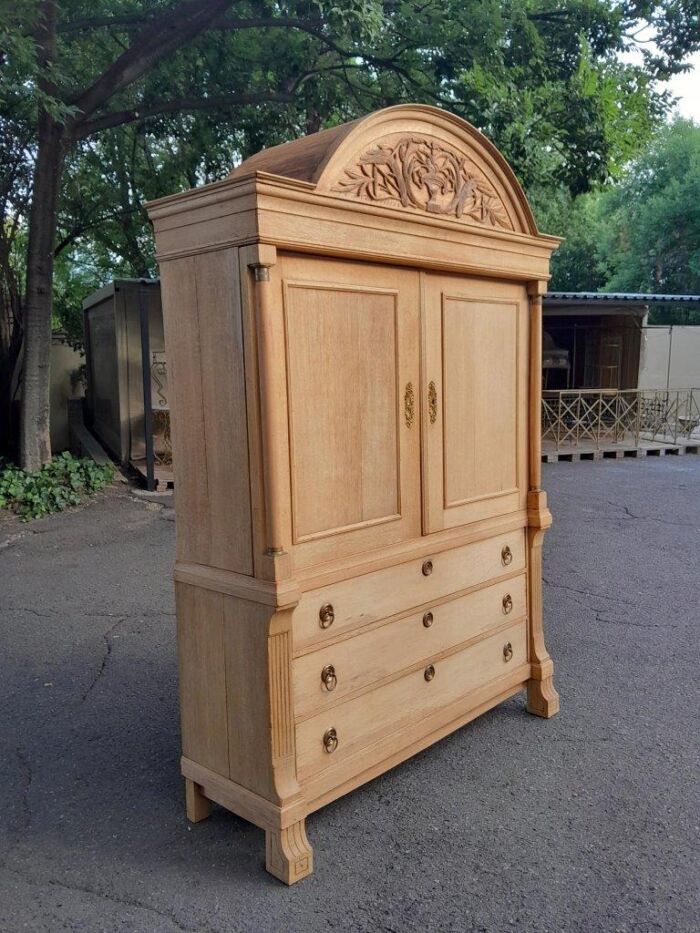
top-left (292, 528), bottom-right (531, 804)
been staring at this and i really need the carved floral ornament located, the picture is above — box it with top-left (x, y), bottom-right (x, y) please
top-left (333, 136), bottom-right (513, 229)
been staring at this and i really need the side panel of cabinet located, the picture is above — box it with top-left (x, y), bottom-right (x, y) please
top-left (159, 248), bottom-right (253, 573)
top-left (275, 254), bottom-right (422, 571)
top-left (422, 274), bottom-right (529, 532)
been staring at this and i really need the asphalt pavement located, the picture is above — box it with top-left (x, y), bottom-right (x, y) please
top-left (0, 455), bottom-right (698, 932)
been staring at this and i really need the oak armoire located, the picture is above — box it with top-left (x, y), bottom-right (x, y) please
top-left (147, 105), bottom-right (560, 884)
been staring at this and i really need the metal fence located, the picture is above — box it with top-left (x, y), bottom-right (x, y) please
top-left (542, 388), bottom-right (700, 451)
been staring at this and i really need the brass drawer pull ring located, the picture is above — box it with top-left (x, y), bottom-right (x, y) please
top-left (422, 559), bottom-right (433, 577)
top-left (321, 665), bottom-right (337, 692)
top-left (503, 642), bottom-right (513, 663)
top-left (424, 664), bottom-right (436, 682)
top-left (319, 603), bottom-right (335, 629)
top-left (501, 545), bottom-right (512, 567)
top-left (323, 727), bottom-right (338, 753)
top-left (502, 594), bottom-right (513, 615)
top-left (423, 611), bottom-right (434, 628)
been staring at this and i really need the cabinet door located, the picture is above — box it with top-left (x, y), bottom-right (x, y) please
top-left (278, 254), bottom-right (421, 569)
top-left (421, 274), bottom-right (529, 532)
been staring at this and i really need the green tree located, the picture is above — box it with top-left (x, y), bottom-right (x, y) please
top-left (599, 119), bottom-right (700, 296)
top-left (532, 186), bottom-right (610, 291)
top-left (544, 120), bottom-right (700, 323)
top-left (2, 1), bottom-right (698, 466)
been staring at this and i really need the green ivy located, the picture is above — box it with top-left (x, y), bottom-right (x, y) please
top-left (0, 453), bottom-right (113, 521)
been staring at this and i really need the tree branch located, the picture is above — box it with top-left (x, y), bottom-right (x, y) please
top-left (68, 0), bottom-right (237, 125)
top-left (56, 13), bottom-right (153, 34)
top-left (74, 91), bottom-right (296, 138)
top-left (57, 11), bottom-right (327, 35)
top-left (213, 15), bottom-right (325, 32)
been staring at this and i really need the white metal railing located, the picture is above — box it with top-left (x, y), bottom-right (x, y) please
top-left (542, 388), bottom-right (700, 451)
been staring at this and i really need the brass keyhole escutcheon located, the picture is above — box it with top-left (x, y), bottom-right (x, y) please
top-left (424, 664), bottom-right (436, 682)
top-left (422, 559), bottom-right (433, 577)
top-left (323, 727), bottom-right (338, 753)
top-left (428, 381), bottom-right (438, 424)
top-left (423, 611), bottom-right (434, 628)
top-left (502, 594), bottom-right (513, 615)
top-left (501, 545), bottom-right (513, 567)
top-left (319, 603), bottom-right (335, 629)
top-left (503, 642), bottom-right (513, 663)
top-left (321, 665), bottom-right (337, 692)
top-left (404, 382), bottom-right (415, 428)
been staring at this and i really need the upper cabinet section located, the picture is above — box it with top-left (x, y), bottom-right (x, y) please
top-left (147, 105), bottom-right (557, 578)
top-left (148, 106), bottom-right (560, 282)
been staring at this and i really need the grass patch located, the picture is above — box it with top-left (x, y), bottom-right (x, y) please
top-left (0, 452), bottom-right (113, 521)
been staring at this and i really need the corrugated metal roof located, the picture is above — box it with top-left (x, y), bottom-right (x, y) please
top-left (545, 292), bottom-right (700, 303)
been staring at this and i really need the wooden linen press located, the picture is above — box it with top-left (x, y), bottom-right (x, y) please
top-left (147, 105), bottom-right (560, 884)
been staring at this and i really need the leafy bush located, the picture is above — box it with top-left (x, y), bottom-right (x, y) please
top-left (0, 453), bottom-right (113, 521)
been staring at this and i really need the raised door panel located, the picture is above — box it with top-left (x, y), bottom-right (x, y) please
top-left (422, 274), bottom-right (528, 532)
top-left (277, 255), bottom-right (421, 570)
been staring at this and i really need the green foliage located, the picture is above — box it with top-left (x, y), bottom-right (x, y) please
top-left (0, 453), bottom-right (113, 521)
top-left (599, 119), bottom-right (700, 295)
top-left (34, 0), bottom-right (696, 339)
top-left (3, 1), bottom-right (700, 381)
top-left (532, 185), bottom-right (611, 291)
top-left (539, 119), bottom-right (700, 321)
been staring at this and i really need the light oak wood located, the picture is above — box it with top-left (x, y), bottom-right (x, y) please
top-left (301, 676), bottom-right (527, 810)
top-left (175, 583), bottom-right (229, 776)
top-left (422, 274), bottom-right (528, 532)
top-left (159, 250), bottom-right (252, 573)
top-left (266, 822), bottom-right (314, 884)
top-left (293, 575), bottom-right (527, 719)
top-left (147, 104), bottom-right (560, 884)
top-left (185, 779), bottom-right (211, 823)
top-left (528, 282), bottom-right (546, 490)
top-left (525, 281), bottom-right (559, 717)
top-left (250, 248), bottom-right (287, 559)
top-left (181, 757), bottom-right (306, 830)
top-left (295, 620), bottom-right (527, 778)
top-left (175, 509), bottom-right (528, 597)
top-left (184, 675), bottom-right (527, 822)
top-left (279, 254), bottom-right (421, 557)
top-left (293, 530), bottom-right (525, 649)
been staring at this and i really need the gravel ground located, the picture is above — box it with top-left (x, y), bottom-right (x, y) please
top-left (0, 455), bottom-right (698, 933)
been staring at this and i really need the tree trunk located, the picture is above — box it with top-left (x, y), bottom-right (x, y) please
top-left (18, 0), bottom-right (65, 471)
top-left (19, 118), bottom-right (65, 471)
top-left (0, 323), bottom-right (22, 459)
top-left (0, 242), bottom-right (23, 458)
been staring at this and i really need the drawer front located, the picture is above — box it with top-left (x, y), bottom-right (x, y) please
top-left (295, 619), bottom-right (527, 777)
top-left (294, 574), bottom-right (526, 719)
top-left (294, 529), bottom-right (525, 650)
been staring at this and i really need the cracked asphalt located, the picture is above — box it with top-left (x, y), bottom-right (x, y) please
top-left (1, 455), bottom-right (698, 933)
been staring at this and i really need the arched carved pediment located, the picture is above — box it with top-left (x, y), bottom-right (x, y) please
top-left (332, 134), bottom-right (513, 229)
top-left (229, 105), bottom-right (538, 236)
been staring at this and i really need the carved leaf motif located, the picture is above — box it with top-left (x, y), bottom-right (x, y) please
top-left (334, 137), bottom-right (513, 229)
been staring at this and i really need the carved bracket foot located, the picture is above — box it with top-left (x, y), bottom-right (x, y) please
top-left (527, 675), bottom-right (560, 719)
top-left (185, 778), bottom-right (212, 823)
top-left (266, 820), bottom-right (314, 885)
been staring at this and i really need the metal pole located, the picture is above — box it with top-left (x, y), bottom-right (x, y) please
top-left (673, 389), bottom-right (679, 444)
top-left (138, 284), bottom-right (156, 492)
